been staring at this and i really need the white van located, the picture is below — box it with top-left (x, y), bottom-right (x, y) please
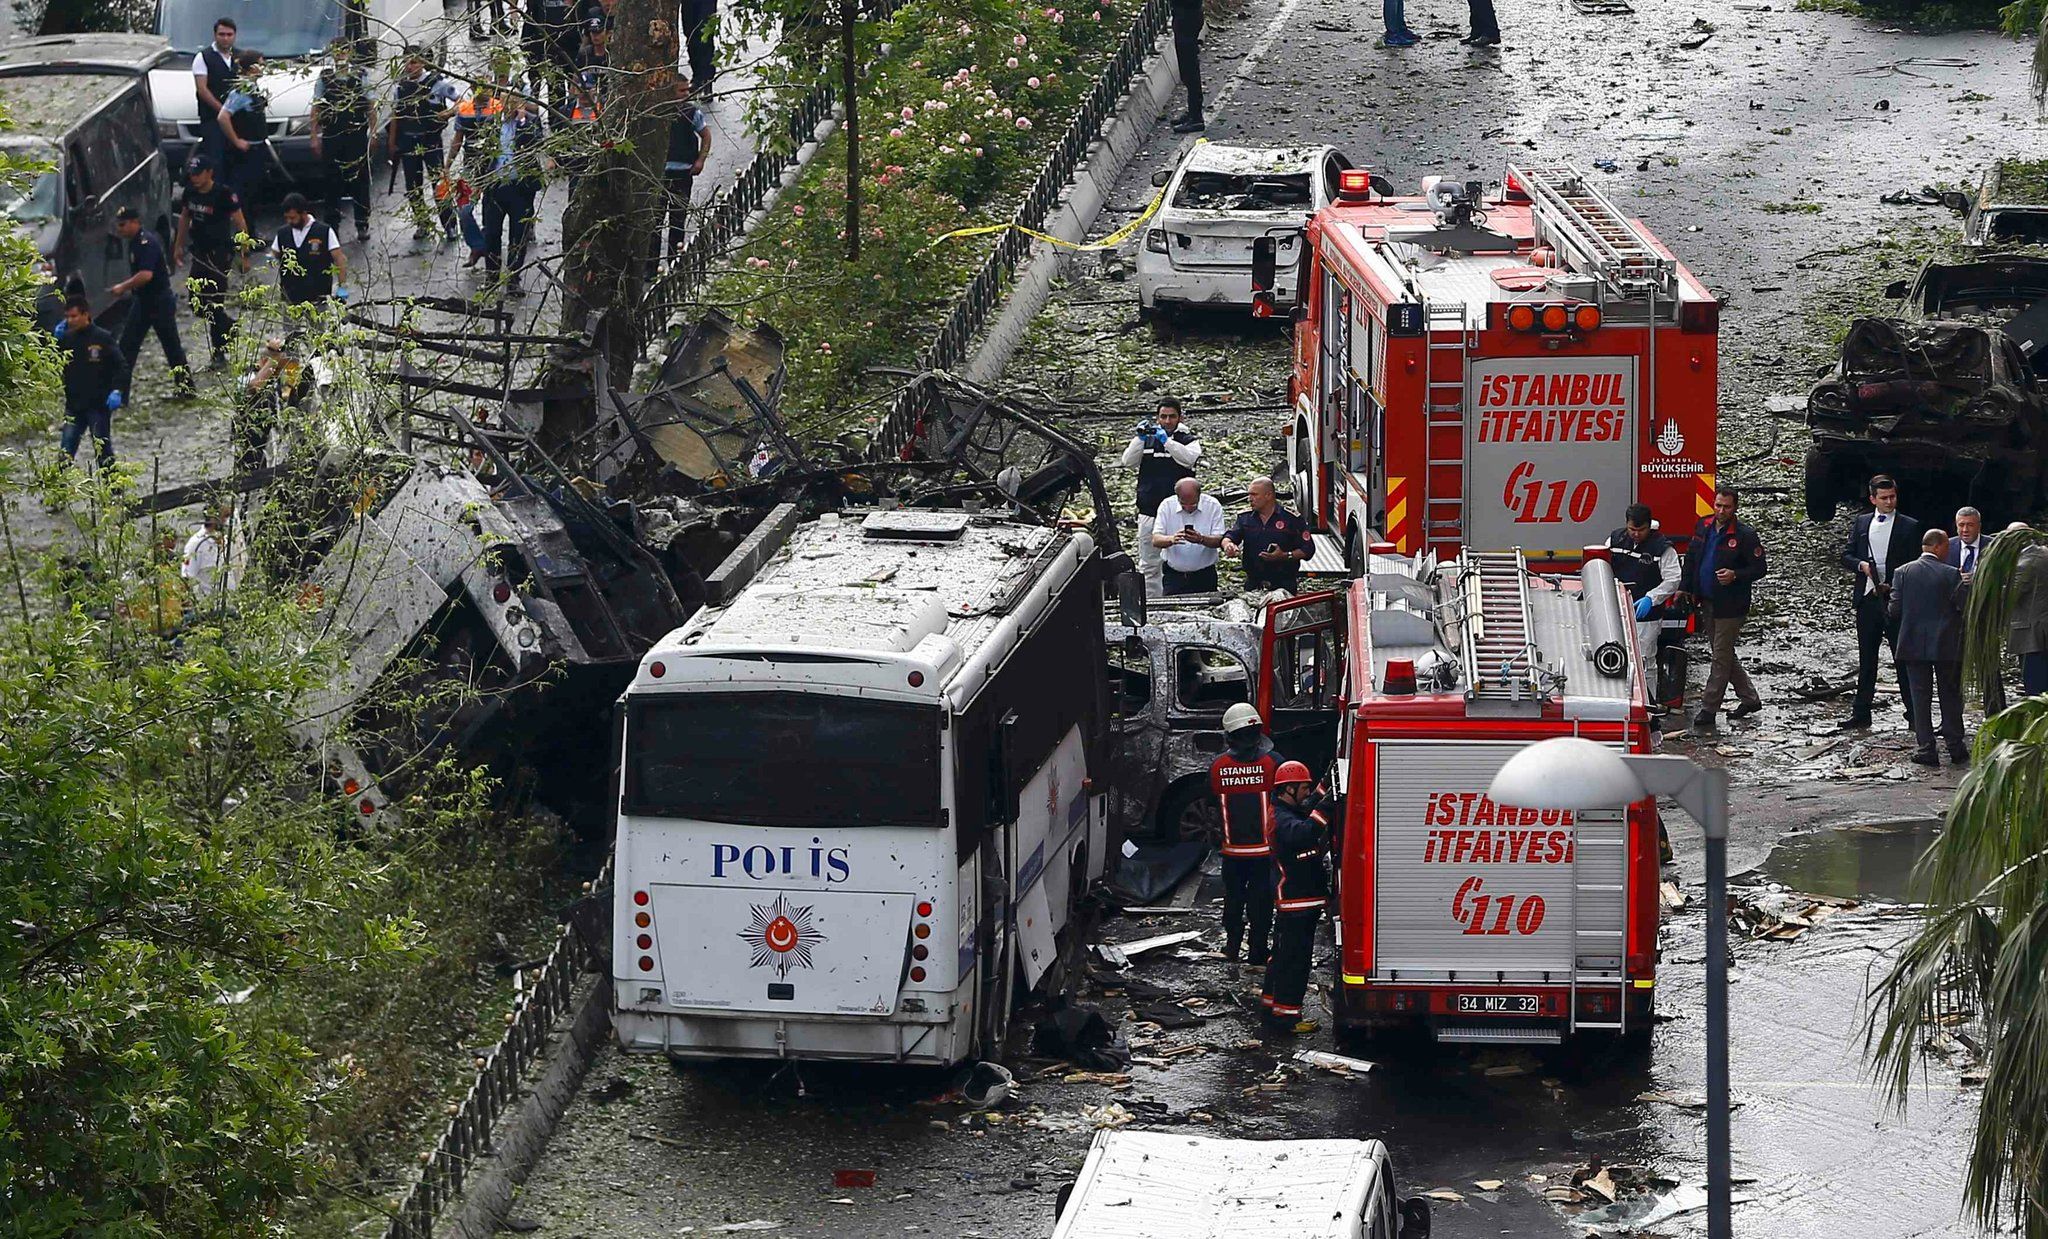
top-left (147, 0), bottom-right (443, 187)
top-left (1051, 1130), bottom-right (1434, 1239)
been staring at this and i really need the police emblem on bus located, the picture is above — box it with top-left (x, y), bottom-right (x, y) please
top-left (739, 894), bottom-right (825, 978)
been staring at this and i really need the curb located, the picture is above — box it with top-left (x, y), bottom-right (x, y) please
top-left (960, 35), bottom-right (1182, 385)
top-left (442, 974), bottom-right (613, 1239)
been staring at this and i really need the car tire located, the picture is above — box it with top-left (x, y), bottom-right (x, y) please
top-left (1155, 774), bottom-right (1221, 848)
top-left (1803, 448), bottom-right (1836, 522)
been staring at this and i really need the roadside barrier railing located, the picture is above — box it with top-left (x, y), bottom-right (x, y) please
top-left (380, 865), bottom-right (609, 1239)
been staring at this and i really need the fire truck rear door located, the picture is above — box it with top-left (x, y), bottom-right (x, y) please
top-left (1464, 356), bottom-right (1638, 553)
top-left (1257, 592), bottom-right (1345, 779)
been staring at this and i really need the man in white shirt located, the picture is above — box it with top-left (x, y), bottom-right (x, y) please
top-left (180, 505), bottom-right (237, 601)
top-left (1151, 477), bottom-right (1226, 595)
top-left (1840, 474), bottom-right (1922, 731)
top-left (192, 18), bottom-right (238, 162)
top-left (1119, 398), bottom-right (1200, 595)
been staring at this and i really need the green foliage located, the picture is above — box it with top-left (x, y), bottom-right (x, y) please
top-left (703, 0), bottom-right (1135, 428)
top-left (0, 465), bottom-right (404, 1235)
top-left (1868, 533), bottom-right (2048, 1237)
top-left (2001, 0), bottom-right (2046, 36)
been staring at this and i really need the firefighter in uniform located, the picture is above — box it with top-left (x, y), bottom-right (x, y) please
top-left (311, 38), bottom-right (376, 239)
top-left (1208, 702), bottom-right (1280, 976)
top-left (1606, 502), bottom-right (1681, 704)
top-left (272, 193), bottom-right (348, 309)
top-left (1260, 761), bottom-right (1330, 1033)
top-left (171, 156), bottom-right (247, 369)
top-left (1119, 397), bottom-right (1200, 595)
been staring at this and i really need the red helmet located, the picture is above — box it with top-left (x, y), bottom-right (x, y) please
top-left (1273, 761), bottom-right (1314, 787)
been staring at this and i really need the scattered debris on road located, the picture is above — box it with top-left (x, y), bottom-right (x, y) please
top-left (1293, 1049), bottom-right (1377, 1076)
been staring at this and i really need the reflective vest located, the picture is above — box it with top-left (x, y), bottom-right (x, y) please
top-left (1607, 528), bottom-right (1673, 602)
top-left (273, 223), bottom-right (335, 303)
top-left (1269, 798), bottom-right (1330, 914)
top-left (1209, 750), bottom-right (1280, 858)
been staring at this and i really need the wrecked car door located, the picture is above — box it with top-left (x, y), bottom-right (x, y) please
top-left (1257, 591), bottom-right (1345, 785)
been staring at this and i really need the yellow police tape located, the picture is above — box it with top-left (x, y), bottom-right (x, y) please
top-left (924, 138), bottom-right (1199, 253)
top-left (926, 182), bottom-right (1166, 252)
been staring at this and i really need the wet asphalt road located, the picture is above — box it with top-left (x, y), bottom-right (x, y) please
top-left (512, 0), bottom-right (2029, 1232)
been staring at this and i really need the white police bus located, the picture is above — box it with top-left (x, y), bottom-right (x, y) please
top-left (613, 509), bottom-right (1112, 1065)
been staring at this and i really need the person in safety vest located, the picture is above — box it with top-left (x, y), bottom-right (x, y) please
top-left (1607, 503), bottom-right (1680, 703)
top-left (1207, 701), bottom-right (1280, 977)
top-left (1118, 396), bottom-right (1200, 595)
top-left (1259, 761), bottom-right (1330, 1034)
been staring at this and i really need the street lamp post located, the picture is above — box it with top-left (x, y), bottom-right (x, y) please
top-left (1488, 737), bottom-right (1731, 1239)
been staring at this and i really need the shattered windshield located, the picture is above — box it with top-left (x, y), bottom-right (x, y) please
top-left (1174, 170), bottom-right (1313, 211)
top-left (160, 0), bottom-right (345, 56)
top-left (1, 170), bottom-right (59, 222)
top-left (1985, 210), bottom-right (2048, 245)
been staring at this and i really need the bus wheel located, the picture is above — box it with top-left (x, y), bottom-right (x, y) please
top-left (1156, 777), bottom-right (1222, 848)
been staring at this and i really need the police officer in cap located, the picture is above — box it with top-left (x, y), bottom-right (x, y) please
top-left (1119, 396), bottom-right (1201, 595)
top-left (1208, 702), bottom-right (1281, 978)
top-left (311, 37), bottom-right (376, 238)
top-left (110, 206), bottom-right (195, 399)
top-left (272, 193), bottom-right (348, 309)
top-left (1259, 761), bottom-right (1331, 1034)
top-left (1607, 502), bottom-right (1680, 702)
top-left (54, 295), bottom-right (126, 471)
top-left (172, 155), bottom-right (248, 368)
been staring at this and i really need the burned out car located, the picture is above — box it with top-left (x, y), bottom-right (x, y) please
top-left (1804, 317), bottom-right (2048, 522)
top-left (1946, 159), bottom-right (2048, 249)
top-left (1885, 256), bottom-right (2048, 376)
top-left (1106, 593), bottom-right (1342, 846)
top-left (1137, 143), bottom-right (1352, 314)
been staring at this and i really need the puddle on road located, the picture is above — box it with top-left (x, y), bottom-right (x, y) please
top-left (1750, 817), bottom-right (1943, 903)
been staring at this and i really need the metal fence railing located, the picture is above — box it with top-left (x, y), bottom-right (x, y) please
top-left (635, 0), bottom-right (915, 342)
top-left (867, 0), bottom-right (1170, 461)
top-left (380, 867), bottom-right (609, 1239)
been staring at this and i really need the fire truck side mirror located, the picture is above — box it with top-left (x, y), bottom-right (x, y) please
top-left (1251, 235), bottom-right (1278, 294)
top-left (1882, 279), bottom-right (1909, 300)
top-left (1939, 190), bottom-right (1971, 215)
top-left (1152, 168), bottom-right (1171, 188)
top-left (1116, 568), bottom-right (1147, 628)
top-left (1370, 173), bottom-right (1395, 198)
top-left (1397, 1196), bottom-right (1432, 1239)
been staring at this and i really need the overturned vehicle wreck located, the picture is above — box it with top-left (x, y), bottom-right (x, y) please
top-left (1804, 317), bottom-right (2048, 522)
top-left (156, 303), bottom-right (1131, 831)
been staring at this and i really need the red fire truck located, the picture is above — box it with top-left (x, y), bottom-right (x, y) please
top-left (1255, 163), bottom-right (1719, 570)
top-left (1252, 545), bottom-right (1660, 1044)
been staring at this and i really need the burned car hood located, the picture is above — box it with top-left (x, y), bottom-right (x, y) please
top-left (1809, 317), bottom-right (2040, 438)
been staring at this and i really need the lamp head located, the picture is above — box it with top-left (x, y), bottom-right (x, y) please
top-left (1488, 737), bottom-right (1644, 812)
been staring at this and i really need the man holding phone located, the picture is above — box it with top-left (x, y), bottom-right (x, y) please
top-left (1152, 477), bottom-right (1226, 595)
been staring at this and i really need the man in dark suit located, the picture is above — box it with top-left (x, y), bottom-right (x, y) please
top-left (1839, 474), bottom-right (1922, 730)
top-left (1682, 483), bottom-right (1768, 729)
top-left (1945, 506), bottom-right (1985, 577)
top-left (1889, 528), bottom-right (1969, 768)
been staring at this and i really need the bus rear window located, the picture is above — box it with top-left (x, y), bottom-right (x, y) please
top-left (623, 693), bottom-right (940, 828)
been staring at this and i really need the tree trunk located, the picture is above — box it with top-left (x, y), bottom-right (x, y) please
top-left (842, 0), bottom-right (860, 263)
top-left (558, 0), bottom-right (679, 407)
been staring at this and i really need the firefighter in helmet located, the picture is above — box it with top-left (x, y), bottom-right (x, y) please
top-left (1260, 760), bottom-right (1330, 1034)
top-left (1207, 702), bottom-right (1281, 977)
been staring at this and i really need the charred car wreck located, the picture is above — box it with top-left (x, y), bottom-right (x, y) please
top-left (1804, 316), bottom-right (2048, 523)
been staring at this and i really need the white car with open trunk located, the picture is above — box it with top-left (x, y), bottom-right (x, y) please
top-left (1137, 142), bottom-right (1352, 314)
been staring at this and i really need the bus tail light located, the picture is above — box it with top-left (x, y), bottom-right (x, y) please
top-left (909, 966), bottom-right (927, 984)
top-left (638, 955), bottom-right (655, 972)
top-left (634, 890), bottom-right (650, 906)
top-left (1679, 299), bottom-right (1720, 333)
top-left (648, 661), bottom-right (666, 678)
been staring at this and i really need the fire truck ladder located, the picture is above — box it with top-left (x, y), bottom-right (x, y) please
top-left (1569, 817), bottom-right (1630, 1035)
top-left (1462, 550), bottom-right (1540, 704)
top-left (1423, 303), bottom-right (1470, 546)
top-left (1513, 164), bottom-right (1678, 300)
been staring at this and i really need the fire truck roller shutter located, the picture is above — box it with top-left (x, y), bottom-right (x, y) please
top-left (1372, 740), bottom-right (1627, 980)
top-left (1578, 557), bottom-right (1631, 678)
